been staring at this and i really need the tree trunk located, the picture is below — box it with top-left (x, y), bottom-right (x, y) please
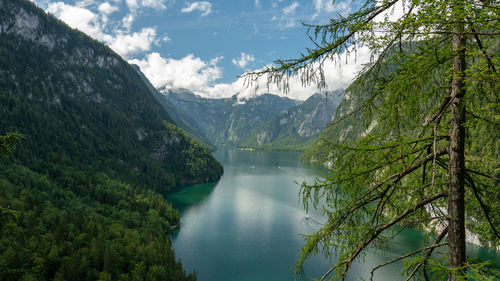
top-left (448, 1), bottom-right (467, 280)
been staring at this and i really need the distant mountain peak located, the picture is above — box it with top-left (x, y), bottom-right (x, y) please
top-left (1, 0), bottom-right (222, 189)
top-left (164, 89), bottom-right (340, 149)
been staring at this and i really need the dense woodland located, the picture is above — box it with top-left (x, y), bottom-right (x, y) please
top-left (0, 0), bottom-right (498, 280)
top-left (0, 0), bottom-right (223, 279)
top-left (0, 159), bottom-right (196, 281)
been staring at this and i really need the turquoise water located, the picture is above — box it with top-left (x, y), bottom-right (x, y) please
top-left (168, 150), bottom-right (499, 280)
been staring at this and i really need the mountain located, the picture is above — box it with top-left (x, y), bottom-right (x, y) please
top-left (301, 67), bottom-right (500, 249)
top-left (241, 92), bottom-right (341, 149)
top-left (132, 65), bottom-right (217, 151)
top-left (163, 89), bottom-right (340, 150)
top-left (301, 89), bottom-right (366, 163)
top-left (0, 0), bottom-right (222, 279)
top-left (0, 0), bottom-right (222, 189)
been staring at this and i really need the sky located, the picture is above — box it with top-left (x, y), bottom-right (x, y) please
top-left (31, 0), bottom-right (372, 100)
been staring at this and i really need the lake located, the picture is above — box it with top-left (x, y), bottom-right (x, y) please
top-left (168, 150), bottom-right (499, 280)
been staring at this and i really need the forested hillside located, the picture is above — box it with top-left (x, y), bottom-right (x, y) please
top-left (165, 90), bottom-right (299, 147)
top-left (0, 0), bottom-right (222, 279)
top-left (132, 65), bottom-right (217, 152)
top-left (301, 61), bottom-right (500, 248)
top-left (301, 89), bottom-right (366, 164)
top-left (165, 89), bottom-right (340, 150)
top-left (0, 0), bottom-right (222, 190)
top-left (241, 92), bottom-right (341, 150)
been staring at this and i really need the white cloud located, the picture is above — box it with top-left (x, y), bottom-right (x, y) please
top-left (76, 0), bottom-right (96, 8)
top-left (47, 2), bottom-right (102, 39)
top-left (312, 0), bottom-right (350, 19)
top-left (181, 1), bottom-right (212, 17)
top-left (47, 2), bottom-right (158, 57)
top-left (269, 1), bottom-right (301, 29)
top-left (283, 1), bottom-right (299, 15)
top-left (126, 0), bottom-right (139, 10)
top-left (122, 14), bottom-right (135, 31)
top-left (98, 2), bottom-right (118, 14)
top-left (109, 28), bottom-right (158, 57)
top-left (162, 34), bottom-right (171, 42)
top-left (129, 52), bottom-right (223, 93)
top-left (126, 0), bottom-right (166, 11)
top-left (141, 0), bottom-right (166, 10)
top-left (133, 46), bottom-right (371, 100)
top-left (232, 52), bottom-right (255, 69)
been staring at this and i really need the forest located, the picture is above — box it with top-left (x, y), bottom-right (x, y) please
top-left (0, 0), bottom-right (223, 279)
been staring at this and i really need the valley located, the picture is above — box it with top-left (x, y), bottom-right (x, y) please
top-left (162, 88), bottom-right (341, 150)
top-left (0, 0), bottom-right (498, 280)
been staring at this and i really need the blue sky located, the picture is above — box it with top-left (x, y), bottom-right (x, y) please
top-left (32, 0), bottom-right (371, 100)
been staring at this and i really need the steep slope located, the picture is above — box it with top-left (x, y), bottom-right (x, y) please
top-left (164, 90), bottom-right (300, 147)
top-left (0, 1), bottom-right (221, 279)
top-left (132, 65), bottom-right (216, 151)
top-left (301, 89), bottom-right (367, 163)
top-left (0, 0), bottom-right (223, 190)
top-left (301, 68), bottom-right (500, 249)
top-left (242, 92), bottom-right (341, 149)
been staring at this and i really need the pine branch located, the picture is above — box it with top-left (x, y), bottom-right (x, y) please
top-left (465, 169), bottom-right (500, 182)
top-left (406, 228), bottom-right (449, 280)
top-left (369, 242), bottom-right (448, 280)
top-left (323, 191), bottom-right (448, 281)
top-left (468, 22), bottom-right (497, 74)
top-left (466, 174), bottom-right (500, 241)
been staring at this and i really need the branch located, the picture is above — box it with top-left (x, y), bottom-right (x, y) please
top-left (465, 110), bottom-right (500, 125)
top-left (467, 174), bottom-right (500, 241)
top-left (344, 147), bottom-right (448, 224)
top-left (320, 191), bottom-right (448, 281)
top-left (385, 214), bottom-right (448, 242)
top-left (433, 161), bottom-right (500, 241)
top-left (469, 21), bottom-right (497, 74)
top-left (466, 169), bottom-right (500, 182)
top-left (298, 149), bottom-right (448, 275)
top-left (330, 144), bottom-right (445, 186)
top-left (370, 242), bottom-right (448, 280)
top-left (276, 0), bottom-right (400, 72)
top-left (406, 228), bottom-right (449, 280)
top-left (328, 136), bottom-right (448, 152)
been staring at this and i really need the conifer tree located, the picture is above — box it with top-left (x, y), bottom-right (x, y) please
top-left (248, 0), bottom-right (499, 280)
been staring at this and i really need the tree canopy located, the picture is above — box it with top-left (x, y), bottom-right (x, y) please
top-left (248, 0), bottom-right (499, 280)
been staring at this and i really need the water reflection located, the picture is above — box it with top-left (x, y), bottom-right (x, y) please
top-left (167, 149), bottom-right (499, 281)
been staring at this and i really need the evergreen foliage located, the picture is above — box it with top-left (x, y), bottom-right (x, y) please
top-left (248, 0), bottom-right (500, 280)
top-left (0, 161), bottom-right (196, 281)
top-left (0, 0), bottom-right (224, 279)
top-left (0, 0), bottom-right (223, 192)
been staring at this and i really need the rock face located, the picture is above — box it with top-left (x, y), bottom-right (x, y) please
top-left (0, 0), bottom-right (223, 191)
top-left (164, 89), bottom-right (341, 149)
top-left (244, 92), bottom-right (341, 148)
top-left (132, 65), bottom-right (217, 151)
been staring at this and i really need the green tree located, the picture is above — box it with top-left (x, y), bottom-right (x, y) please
top-left (0, 133), bottom-right (22, 155)
top-left (249, 0), bottom-right (499, 280)
top-left (0, 133), bottom-right (22, 225)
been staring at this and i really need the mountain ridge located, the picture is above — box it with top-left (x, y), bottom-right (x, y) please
top-left (0, 1), bottom-right (221, 279)
top-left (132, 65), bottom-right (217, 151)
top-left (0, 0), bottom-right (222, 190)
top-left (163, 89), bottom-right (340, 150)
